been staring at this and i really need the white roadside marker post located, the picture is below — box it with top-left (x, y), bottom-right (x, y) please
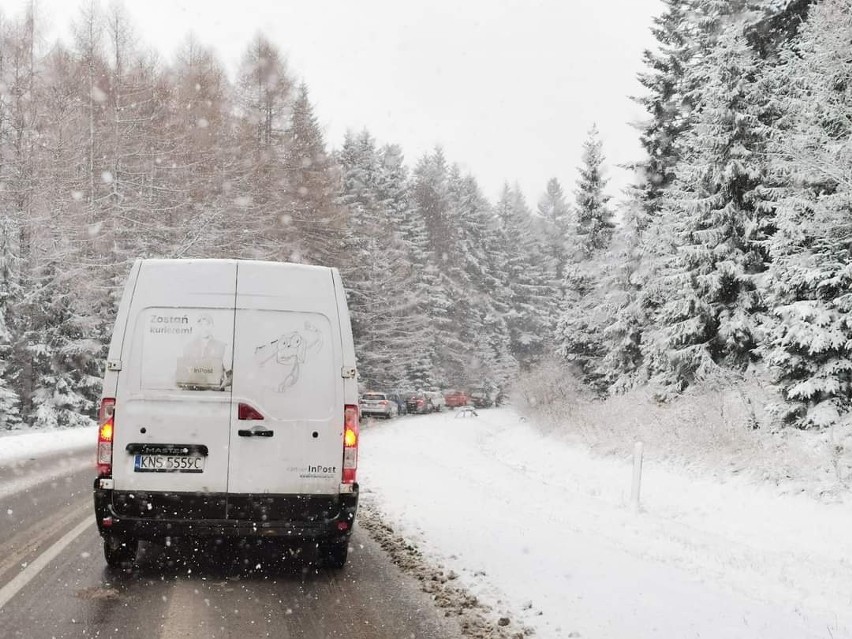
top-left (631, 441), bottom-right (644, 511)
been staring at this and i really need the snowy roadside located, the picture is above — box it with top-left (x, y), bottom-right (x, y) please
top-left (359, 407), bottom-right (852, 639)
top-left (0, 426), bottom-right (97, 465)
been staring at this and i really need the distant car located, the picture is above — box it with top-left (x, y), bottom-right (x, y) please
top-left (360, 392), bottom-right (398, 419)
top-left (443, 389), bottom-right (469, 409)
top-left (426, 391), bottom-right (446, 412)
top-left (405, 392), bottom-right (433, 414)
top-left (470, 389), bottom-right (493, 409)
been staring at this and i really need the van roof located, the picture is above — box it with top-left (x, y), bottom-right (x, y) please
top-left (137, 258), bottom-right (335, 274)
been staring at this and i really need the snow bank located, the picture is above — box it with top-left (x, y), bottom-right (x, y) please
top-left (360, 408), bottom-right (852, 639)
top-left (514, 364), bottom-right (852, 500)
top-left (0, 426), bottom-right (97, 465)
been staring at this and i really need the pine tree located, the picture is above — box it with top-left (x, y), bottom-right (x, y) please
top-left (573, 125), bottom-right (615, 257)
top-left (556, 125), bottom-right (615, 387)
top-left (633, 0), bottom-right (698, 218)
top-left (537, 177), bottom-right (572, 284)
top-left (491, 184), bottom-right (553, 369)
top-left (338, 131), bottom-right (423, 390)
top-left (447, 168), bottom-right (514, 388)
top-left (641, 26), bottom-right (771, 393)
top-left (595, 198), bottom-right (648, 391)
top-left (411, 149), bottom-right (467, 386)
top-left (378, 143), bottom-right (435, 389)
top-left (763, 0), bottom-right (852, 427)
top-left (26, 262), bottom-right (99, 428)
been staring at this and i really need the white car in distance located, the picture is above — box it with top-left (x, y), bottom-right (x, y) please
top-left (359, 392), bottom-right (398, 419)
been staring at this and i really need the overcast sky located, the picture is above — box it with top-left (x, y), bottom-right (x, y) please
top-left (5, 0), bottom-right (663, 206)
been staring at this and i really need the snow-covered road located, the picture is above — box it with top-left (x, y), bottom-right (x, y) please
top-left (359, 407), bottom-right (852, 639)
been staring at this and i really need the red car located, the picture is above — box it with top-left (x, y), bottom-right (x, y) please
top-left (443, 389), bottom-right (469, 409)
top-left (406, 393), bottom-right (433, 414)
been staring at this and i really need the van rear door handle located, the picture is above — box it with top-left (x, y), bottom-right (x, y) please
top-left (238, 428), bottom-right (274, 438)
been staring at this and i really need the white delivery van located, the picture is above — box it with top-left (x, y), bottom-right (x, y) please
top-left (93, 259), bottom-right (360, 568)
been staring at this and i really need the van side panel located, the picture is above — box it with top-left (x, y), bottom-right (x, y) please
top-left (227, 262), bottom-right (344, 499)
top-left (101, 259), bottom-right (142, 399)
top-left (331, 268), bottom-right (359, 406)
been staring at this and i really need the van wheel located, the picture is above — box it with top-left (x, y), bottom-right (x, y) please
top-left (322, 540), bottom-right (349, 569)
top-left (104, 535), bottom-right (138, 569)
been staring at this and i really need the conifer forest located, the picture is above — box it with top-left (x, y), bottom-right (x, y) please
top-left (0, 0), bottom-right (848, 431)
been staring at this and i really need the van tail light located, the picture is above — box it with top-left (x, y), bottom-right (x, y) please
top-left (238, 402), bottom-right (264, 420)
top-left (342, 405), bottom-right (359, 484)
top-left (97, 398), bottom-right (115, 477)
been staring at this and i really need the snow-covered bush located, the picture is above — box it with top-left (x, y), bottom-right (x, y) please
top-left (513, 361), bottom-right (852, 497)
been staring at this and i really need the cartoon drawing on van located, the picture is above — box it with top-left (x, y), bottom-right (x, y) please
top-left (175, 313), bottom-right (232, 390)
top-left (254, 322), bottom-right (323, 392)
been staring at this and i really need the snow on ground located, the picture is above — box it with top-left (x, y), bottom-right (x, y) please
top-left (0, 426), bottom-right (97, 464)
top-left (359, 407), bottom-right (852, 639)
top-left (0, 426), bottom-right (97, 500)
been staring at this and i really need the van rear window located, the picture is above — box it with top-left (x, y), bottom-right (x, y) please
top-left (139, 308), bottom-right (234, 392)
top-left (232, 310), bottom-right (336, 420)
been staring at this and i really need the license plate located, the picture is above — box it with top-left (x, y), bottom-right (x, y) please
top-left (134, 454), bottom-right (205, 473)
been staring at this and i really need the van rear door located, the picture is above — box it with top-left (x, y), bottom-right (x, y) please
top-left (111, 260), bottom-right (237, 512)
top-left (227, 262), bottom-right (343, 498)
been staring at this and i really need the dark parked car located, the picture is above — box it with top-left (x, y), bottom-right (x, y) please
top-left (469, 389), bottom-right (493, 409)
top-left (405, 392), bottom-right (433, 414)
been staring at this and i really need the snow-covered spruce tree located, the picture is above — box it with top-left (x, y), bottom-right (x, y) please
top-left (537, 177), bottom-right (573, 284)
top-left (338, 131), bottom-right (423, 390)
top-left (762, 0), bottom-right (852, 428)
top-left (744, 0), bottom-right (815, 60)
top-left (594, 197), bottom-right (648, 391)
top-left (411, 149), bottom-right (471, 386)
top-left (493, 184), bottom-right (554, 370)
top-left (375, 143), bottom-right (435, 390)
top-left (556, 125), bottom-right (615, 388)
top-left (24, 259), bottom-right (99, 429)
top-left (633, 0), bottom-right (699, 219)
top-left (641, 26), bottom-right (772, 394)
top-left (573, 125), bottom-right (615, 255)
top-left (605, 0), bottom-right (708, 393)
top-left (447, 169), bottom-right (514, 389)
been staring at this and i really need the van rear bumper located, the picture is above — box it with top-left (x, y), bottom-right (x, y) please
top-left (93, 482), bottom-right (358, 542)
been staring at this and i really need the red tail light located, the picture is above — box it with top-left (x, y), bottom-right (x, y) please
top-left (342, 404), bottom-right (359, 483)
top-left (97, 398), bottom-right (115, 477)
top-left (238, 402), bottom-right (264, 420)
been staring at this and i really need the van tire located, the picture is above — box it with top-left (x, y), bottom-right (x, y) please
top-left (322, 540), bottom-right (349, 569)
top-left (104, 535), bottom-right (138, 568)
